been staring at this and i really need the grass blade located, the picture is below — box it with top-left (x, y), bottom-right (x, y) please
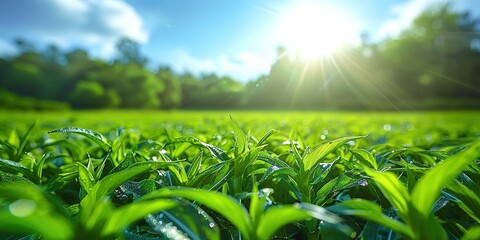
top-left (462, 226), bottom-right (480, 240)
top-left (256, 129), bottom-right (278, 147)
top-left (146, 199), bottom-right (220, 240)
top-left (102, 199), bottom-right (177, 238)
top-left (78, 162), bottom-right (95, 194)
top-left (447, 180), bottom-right (480, 222)
top-left (350, 148), bottom-right (378, 169)
top-left (411, 140), bottom-right (480, 217)
top-left (14, 122), bottom-right (37, 161)
top-left (142, 187), bottom-right (253, 239)
top-left (328, 199), bottom-right (413, 238)
top-left (230, 116), bottom-right (248, 155)
top-left (303, 136), bottom-right (364, 171)
top-left (365, 168), bottom-right (410, 220)
top-left (48, 127), bottom-right (111, 151)
top-left (81, 161), bottom-right (177, 208)
top-left (257, 203), bottom-right (342, 240)
top-left (0, 184), bottom-right (73, 239)
top-left (0, 158), bottom-right (33, 179)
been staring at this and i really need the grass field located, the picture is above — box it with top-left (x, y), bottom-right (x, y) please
top-left (1, 110), bottom-right (479, 240)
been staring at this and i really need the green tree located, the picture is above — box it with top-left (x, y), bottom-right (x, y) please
top-left (157, 67), bottom-right (182, 109)
top-left (70, 81), bottom-right (120, 109)
top-left (381, 2), bottom-right (480, 100)
top-left (114, 37), bottom-right (148, 67)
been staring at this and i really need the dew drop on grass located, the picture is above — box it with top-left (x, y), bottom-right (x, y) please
top-left (357, 179), bottom-right (368, 186)
top-left (383, 124), bottom-right (392, 131)
top-left (320, 135), bottom-right (326, 140)
top-left (9, 199), bottom-right (36, 217)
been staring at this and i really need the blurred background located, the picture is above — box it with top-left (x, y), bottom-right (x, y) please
top-left (0, 0), bottom-right (479, 110)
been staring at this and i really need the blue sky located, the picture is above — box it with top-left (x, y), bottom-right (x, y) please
top-left (0, 0), bottom-right (479, 82)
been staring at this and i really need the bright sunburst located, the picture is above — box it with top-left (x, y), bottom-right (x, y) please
top-left (279, 4), bottom-right (358, 61)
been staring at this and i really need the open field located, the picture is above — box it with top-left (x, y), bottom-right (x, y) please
top-left (1, 110), bottom-right (479, 239)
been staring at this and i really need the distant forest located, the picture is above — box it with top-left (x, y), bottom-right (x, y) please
top-left (1, 3), bottom-right (480, 110)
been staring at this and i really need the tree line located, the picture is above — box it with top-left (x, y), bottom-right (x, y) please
top-left (1, 2), bottom-right (479, 110)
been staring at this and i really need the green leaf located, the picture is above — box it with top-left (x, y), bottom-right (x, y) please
top-left (257, 155), bottom-right (291, 168)
top-left (256, 129), bottom-right (278, 147)
top-left (188, 160), bottom-right (233, 190)
top-left (447, 180), bottom-right (480, 222)
top-left (314, 174), bottom-right (360, 205)
top-left (34, 153), bottom-right (59, 184)
top-left (462, 226), bottom-right (480, 240)
top-left (0, 171), bottom-right (35, 185)
top-left (109, 151), bottom-right (137, 174)
top-left (303, 136), bottom-right (364, 171)
top-left (258, 165), bottom-right (297, 184)
top-left (102, 199), bottom-right (177, 238)
top-left (257, 203), bottom-right (342, 240)
top-left (145, 199), bottom-right (220, 240)
top-left (249, 180), bottom-right (273, 226)
top-left (78, 162), bottom-right (95, 194)
top-left (309, 160), bottom-right (336, 185)
top-left (0, 184), bottom-right (73, 239)
top-left (350, 148), bottom-right (378, 169)
top-left (48, 127), bottom-right (111, 151)
top-left (142, 187), bottom-right (253, 239)
top-left (187, 151), bottom-right (203, 179)
top-left (328, 199), bottom-right (413, 238)
top-left (165, 137), bottom-right (229, 161)
top-left (0, 158), bottom-right (33, 179)
top-left (365, 169), bottom-right (410, 220)
top-left (81, 162), bottom-right (176, 208)
top-left (230, 116), bottom-right (248, 155)
top-left (14, 122), bottom-right (37, 161)
top-left (0, 209), bottom-right (73, 240)
top-left (411, 140), bottom-right (480, 217)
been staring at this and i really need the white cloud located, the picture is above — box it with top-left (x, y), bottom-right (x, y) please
top-left (169, 50), bottom-right (272, 82)
top-left (377, 0), bottom-right (480, 40)
top-left (0, 0), bottom-right (147, 58)
top-left (377, 0), bottom-right (438, 39)
top-left (0, 38), bottom-right (16, 56)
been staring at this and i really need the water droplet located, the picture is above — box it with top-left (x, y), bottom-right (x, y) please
top-left (9, 199), bottom-right (36, 217)
top-left (320, 135), bottom-right (326, 140)
top-left (209, 223), bottom-right (215, 228)
top-left (383, 124), bottom-right (392, 131)
top-left (357, 179), bottom-right (368, 186)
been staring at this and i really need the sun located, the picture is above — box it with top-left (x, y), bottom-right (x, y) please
top-left (279, 4), bottom-right (358, 61)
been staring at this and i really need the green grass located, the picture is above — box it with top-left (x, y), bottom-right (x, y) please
top-left (0, 110), bottom-right (479, 239)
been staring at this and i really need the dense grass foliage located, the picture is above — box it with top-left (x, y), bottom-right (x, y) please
top-left (0, 111), bottom-right (479, 239)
